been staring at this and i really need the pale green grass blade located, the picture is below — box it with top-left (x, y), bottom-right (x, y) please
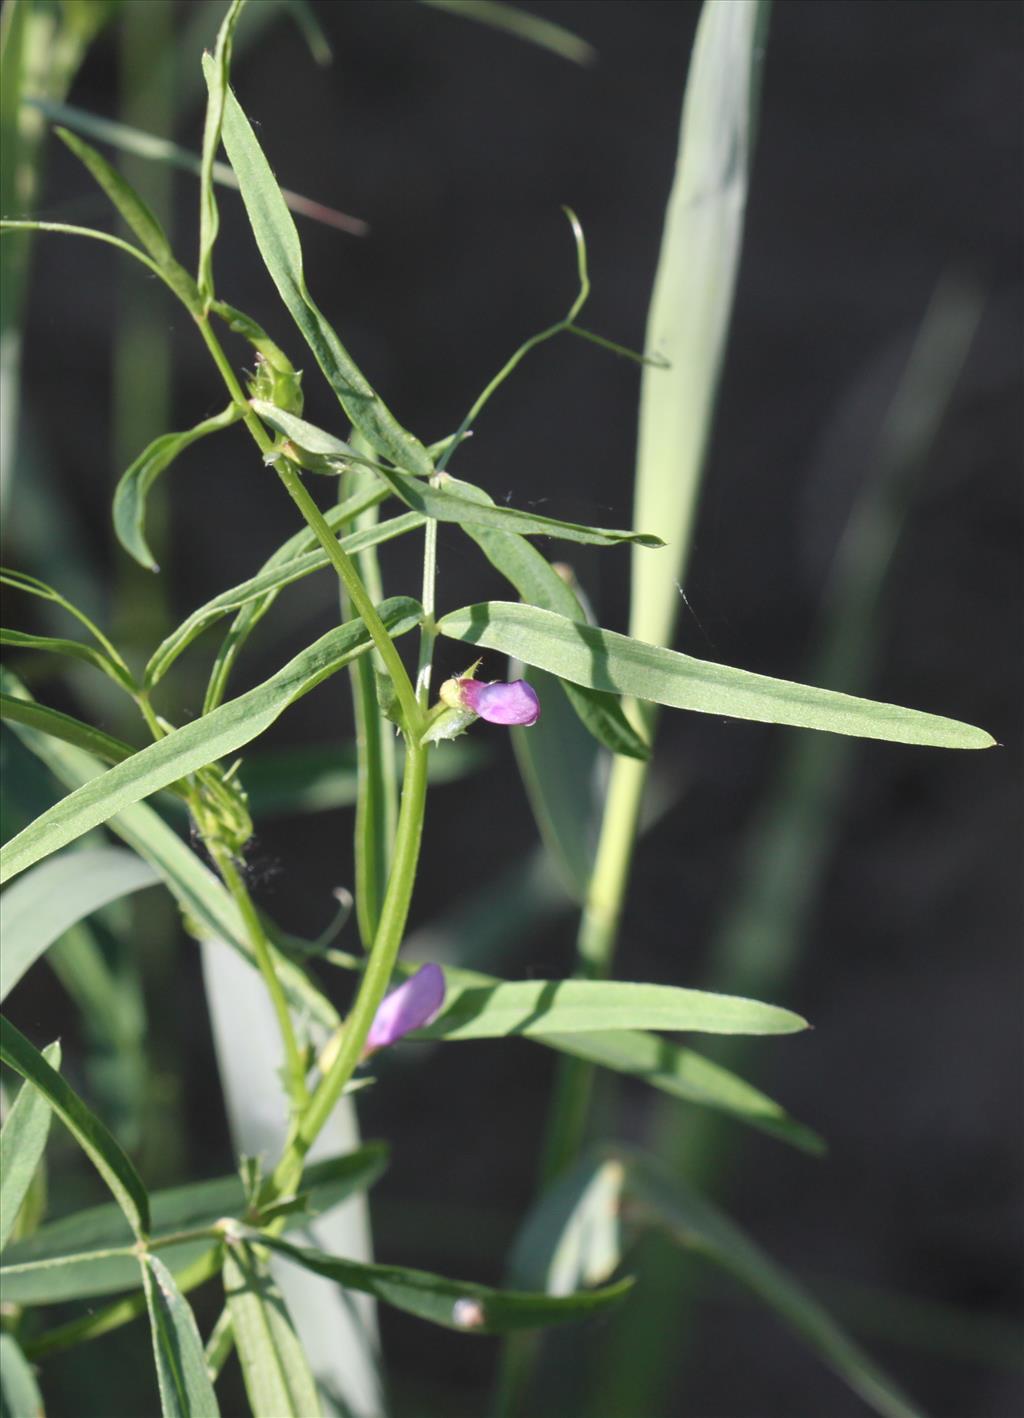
top-left (418, 977), bottom-right (806, 1040)
top-left (142, 1253), bottom-right (222, 1418)
top-left (0, 1017), bottom-right (149, 1237)
top-left (114, 405), bottom-right (242, 570)
top-left (1, 672), bottom-right (339, 1030)
top-left (203, 936), bottom-right (384, 1416)
top-left (631, 0), bottom-right (769, 651)
top-left (420, 0), bottom-right (595, 65)
top-left (197, 0), bottom-right (245, 304)
top-left (214, 71), bottom-right (433, 473)
top-left (438, 601), bottom-right (994, 749)
top-left (1, 848), bottom-right (158, 1002)
top-left (0, 1332), bottom-right (44, 1418)
top-left (623, 1151), bottom-right (923, 1418)
top-left (0, 597), bottom-right (422, 884)
top-left (0, 1040), bottom-right (60, 1252)
top-left (254, 1231), bottom-right (634, 1335)
top-left (224, 1243), bottom-right (324, 1418)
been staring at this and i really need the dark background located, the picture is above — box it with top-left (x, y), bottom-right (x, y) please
top-left (4, 1), bottom-right (1022, 1415)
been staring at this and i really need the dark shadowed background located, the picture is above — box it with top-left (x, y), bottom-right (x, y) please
top-left (3, 2), bottom-right (1022, 1415)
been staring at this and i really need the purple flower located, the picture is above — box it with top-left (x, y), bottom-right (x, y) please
top-left (363, 963), bottom-right (446, 1055)
top-left (444, 677), bottom-right (541, 727)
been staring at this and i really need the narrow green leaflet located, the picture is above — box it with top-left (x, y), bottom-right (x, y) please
top-left (417, 977), bottom-right (806, 1040)
top-left (420, 0), bottom-right (596, 65)
top-left (0, 598), bottom-right (423, 885)
top-left (53, 127), bottom-right (201, 314)
top-left (197, 0), bottom-right (245, 303)
top-left (0, 626), bottom-right (131, 688)
top-left (0, 1017), bottom-right (149, 1237)
top-left (1, 848), bottom-right (159, 1002)
top-left (213, 70), bottom-right (433, 475)
top-left (0, 694), bottom-right (188, 798)
top-left (224, 1242), bottom-right (323, 1418)
top-left (0, 1041), bottom-right (60, 1251)
top-left (0, 1147), bottom-right (386, 1305)
top-left (142, 1253), bottom-right (222, 1418)
top-left (623, 1151), bottom-right (923, 1418)
top-left (333, 957), bottom-right (818, 1153)
top-left (0, 677), bottom-right (337, 1030)
top-left (114, 405), bottom-right (242, 570)
top-left (0, 1333), bottom-right (45, 1418)
top-left (544, 1029), bottom-right (822, 1154)
top-left (253, 399), bottom-right (661, 549)
top-left (146, 510), bottom-right (424, 686)
top-left (438, 602), bottom-right (995, 750)
top-left (253, 1231), bottom-right (634, 1335)
top-left (506, 1153), bottom-right (624, 1295)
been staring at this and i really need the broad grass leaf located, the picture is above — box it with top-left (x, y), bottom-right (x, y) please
top-left (631, 0), bottom-right (769, 653)
top-left (1, 849), bottom-right (158, 1002)
top-left (0, 1041), bottom-right (60, 1252)
top-left (0, 1017), bottom-right (149, 1237)
top-left (0, 598), bottom-right (422, 884)
top-left (253, 1231), bottom-right (634, 1336)
top-left (438, 601), bottom-right (995, 750)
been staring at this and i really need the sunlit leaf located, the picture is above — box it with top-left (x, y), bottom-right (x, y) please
top-left (224, 1242), bottom-right (323, 1418)
top-left (438, 601), bottom-right (995, 750)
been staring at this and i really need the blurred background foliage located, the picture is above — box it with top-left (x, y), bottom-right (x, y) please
top-left (1, 2), bottom-right (1021, 1415)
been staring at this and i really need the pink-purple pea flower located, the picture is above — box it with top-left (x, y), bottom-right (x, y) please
top-left (363, 963), bottom-right (446, 1056)
top-left (440, 676), bottom-right (541, 727)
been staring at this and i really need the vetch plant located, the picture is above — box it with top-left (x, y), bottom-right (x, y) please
top-left (0, 3), bottom-right (999, 1417)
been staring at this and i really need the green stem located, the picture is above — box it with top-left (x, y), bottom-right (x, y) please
top-left (212, 845), bottom-right (309, 1111)
top-left (269, 740), bottom-right (430, 1199)
top-left (196, 313), bottom-right (422, 737)
top-left (540, 723), bottom-right (651, 1183)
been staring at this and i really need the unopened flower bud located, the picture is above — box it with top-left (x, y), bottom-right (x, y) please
top-left (439, 676), bottom-right (540, 727)
top-left (363, 963), bottom-right (446, 1055)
